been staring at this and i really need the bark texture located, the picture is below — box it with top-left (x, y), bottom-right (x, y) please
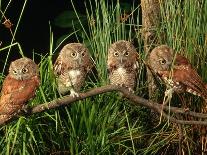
top-left (141, 0), bottom-right (161, 98)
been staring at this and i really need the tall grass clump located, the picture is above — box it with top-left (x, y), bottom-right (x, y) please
top-left (0, 0), bottom-right (150, 154)
top-left (159, 0), bottom-right (207, 115)
top-left (0, 0), bottom-right (207, 154)
top-left (144, 0), bottom-right (207, 154)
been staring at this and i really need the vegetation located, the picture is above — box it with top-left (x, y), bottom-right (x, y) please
top-left (0, 0), bottom-right (207, 154)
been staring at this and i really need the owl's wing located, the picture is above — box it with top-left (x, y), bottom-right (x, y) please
top-left (133, 52), bottom-right (140, 81)
top-left (160, 65), bottom-right (207, 99)
top-left (107, 61), bottom-right (116, 74)
top-left (1, 76), bottom-right (23, 95)
top-left (85, 57), bottom-right (94, 73)
top-left (1, 75), bottom-right (40, 95)
top-left (54, 57), bottom-right (70, 76)
top-left (0, 93), bottom-right (23, 115)
top-left (174, 66), bottom-right (207, 98)
top-left (0, 75), bottom-right (40, 115)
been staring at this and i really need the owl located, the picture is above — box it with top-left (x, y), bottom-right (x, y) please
top-left (0, 57), bottom-right (40, 124)
top-left (148, 45), bottom-right (207, 101)
top-left (107, 40), bottom-right (139, 92)
top-left (54, 43), bottom-right (93, 97)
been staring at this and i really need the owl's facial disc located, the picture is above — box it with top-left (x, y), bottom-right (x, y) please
top-left (119, 50), bottom-right (129, 63)
top-left (12, 68), bottom-right (23, 80)
top-left (13, 65), bottom-right (31, 80)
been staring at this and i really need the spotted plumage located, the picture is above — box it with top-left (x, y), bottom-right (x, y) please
top-left (107, 40), bottom-right (139, 91)
top-left (54, 43), bottom-right (93, 97)
top-left (149, 45), bottom-right (207, 101)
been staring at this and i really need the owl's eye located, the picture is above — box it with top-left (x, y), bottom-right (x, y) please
top-left (13, 70), bottom-right (17, 74)
top-left (71, 52), bottom-right (77, 57)
top-left (159, 59), bottom-right (166, 65)
top-left (124, 52), bottom-right (129, 56)
top-left (22, 68), bottom-right (28, 74)
top-left (114, 52), bottom-right (119, 57)
top-left (82, 52), bottom-right (85, 57)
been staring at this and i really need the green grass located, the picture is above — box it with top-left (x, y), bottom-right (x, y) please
top-left (0, 0), bottom-right (207, 154)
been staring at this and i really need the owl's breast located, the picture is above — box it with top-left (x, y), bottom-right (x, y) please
top-left (116, 67), bottom-right (127, 81)
top-left (58, 69), bottom-right (82, 87)
top-left (57, 69), bottom-right (86, 95)
top-left (67, 70), bottom-right (81, 86)
top-left (110, 67), bottom-right (136, 89)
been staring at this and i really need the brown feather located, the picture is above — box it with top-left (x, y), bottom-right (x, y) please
top-left (0, 75), bottom-right (40, 115)
top-left (107, 40), bottom-right (139, 91)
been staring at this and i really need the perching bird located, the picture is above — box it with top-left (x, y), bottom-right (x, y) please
top-left (107, 40), bottom-right (139, 92)
top-left (0, 57), bottom-right (40, 124)
top-left (148, 45), bottom-right (207, 101)
top-left (54, 43), bottom-right (93, 97)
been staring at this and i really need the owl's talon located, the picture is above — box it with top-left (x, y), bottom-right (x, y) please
top-left (19, 105), bottom-right (29, 114)
top-left (184, 107), bottom-right (190, 112)
top-left (162, 87), bottom-right (173, 105)
top-left (128, 88), bottom-right (134, 93)
top-left (114, 84), bottom-right (134, 93)
top-left (115, 83), bottom-right (124, 87)
top-left (70, 89), bottom-right (79, 98)
top-left (116, 83), bottom-right (124, 87)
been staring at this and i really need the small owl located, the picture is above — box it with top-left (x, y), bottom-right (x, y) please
top-left (149, 45), bottom-right (207, 101)
top-left (0, 57), bottom-right (40, 124)
top-left (54, 43), bottom-right (93, 97)
top-left (107, 40), bottom-right (139, 92)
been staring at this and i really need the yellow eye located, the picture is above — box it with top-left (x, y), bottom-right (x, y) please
top-left (114, 52), bottom-right (119, 57)
top-left (13, 70), bottom-right (17, 74)
top-left (124, 51), bottom-right (129, 56)
top-left (71, 52), bottom-right (77, 57)
top-left (22, 68), bottom-right (28, 74)
top-left (159, 59), bottom-right (166, 65)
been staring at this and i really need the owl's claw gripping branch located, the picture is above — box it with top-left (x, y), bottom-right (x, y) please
top-left (1, 85), bottom-right (207, 126)
top-left (70, 89), bottom-right (79, 98)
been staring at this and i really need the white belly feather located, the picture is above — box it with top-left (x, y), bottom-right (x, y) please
top-left (66, 70), bottom-right (81, 87)
top-left (117, 67), bottom-right (126, 82)
top-left (111, 67), bottom-right (127, 84)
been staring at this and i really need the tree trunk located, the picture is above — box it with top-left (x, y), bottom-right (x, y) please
top-left (141, 0), bottom-right (161, 99)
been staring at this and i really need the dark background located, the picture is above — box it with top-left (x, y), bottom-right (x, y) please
top-left (0, 0), bottom-right (139, 64)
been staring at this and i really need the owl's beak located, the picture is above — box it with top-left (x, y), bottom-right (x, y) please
top-left (17, 71), bottom-right (23, 80)
top-left (119, 56), bottom-right (123, 64)
top-left (78, 57), bottom-right (82, 65)
top-left (17, 75), bottom-right (23, 81)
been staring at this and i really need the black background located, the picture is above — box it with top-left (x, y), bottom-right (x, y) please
top-left (0, 0), bottom-right (139, 65)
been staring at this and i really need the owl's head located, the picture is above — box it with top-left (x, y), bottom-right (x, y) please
top-left (60, 43), bottom-right (90, 67)
top-left (9, 57), bottom-right (39, 80)
top-left (108, 40), bottom-right (138, 67)
top-left (149, 45), bottom-right (174, 73)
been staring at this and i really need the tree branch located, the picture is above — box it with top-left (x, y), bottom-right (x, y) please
top-left (1, 85), bottom-right (207, 126)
